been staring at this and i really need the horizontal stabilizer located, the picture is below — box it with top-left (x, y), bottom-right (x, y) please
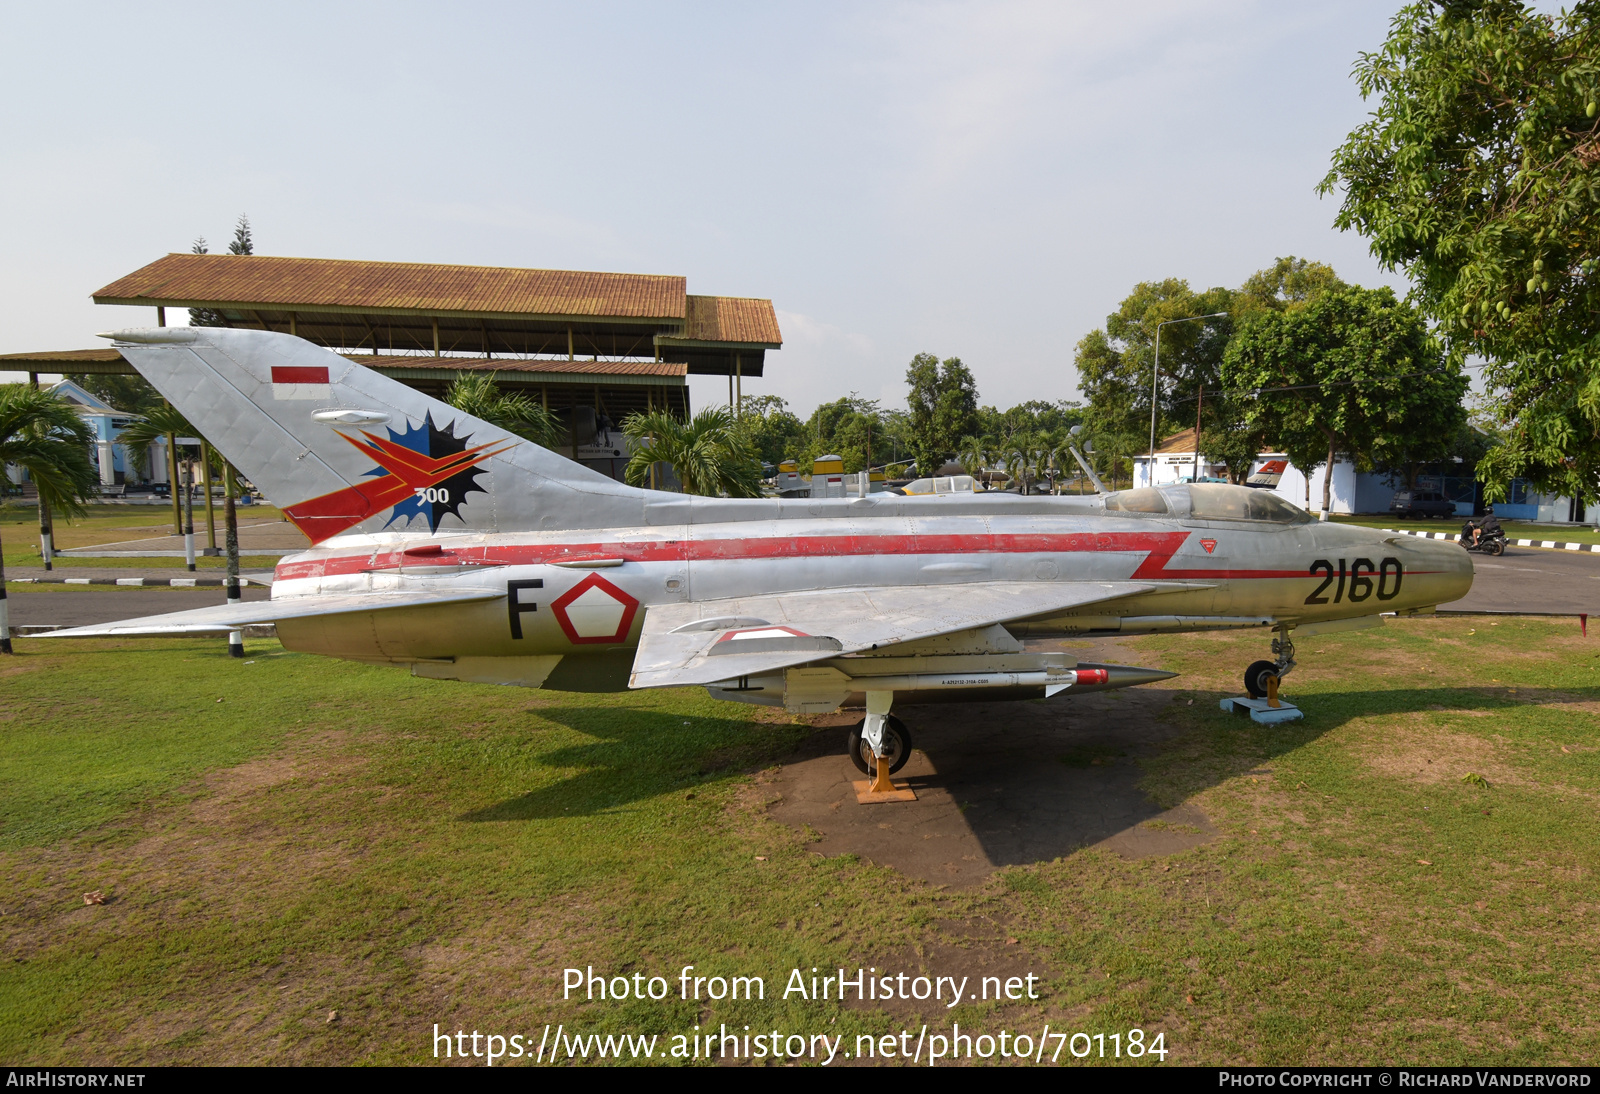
top-left (630, 580), bottom-right (1154, 689)
top-left (41, 589), bottom-right (506, 638)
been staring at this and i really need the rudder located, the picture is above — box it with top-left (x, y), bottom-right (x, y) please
top-left (103, 327), bottom-right (650, 542)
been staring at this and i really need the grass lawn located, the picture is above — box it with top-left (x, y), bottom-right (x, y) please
top-left (1332, 514), bottom-right (1600, 546)
top-left (2, 504), bottom-right (290, 571)
top-left (1, 618), bottom-right (1596, 1066)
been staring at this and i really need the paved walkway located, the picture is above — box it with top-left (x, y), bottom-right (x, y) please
top-left (57, 518), bottom-right (310, 558)
top-left (6, 585), bottom-right (274, 630)
top-left (6, 566), bottom-right (275, 586)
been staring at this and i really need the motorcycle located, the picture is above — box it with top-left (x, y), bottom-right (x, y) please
top-left (1459, 521), bottom-right (1507, 555)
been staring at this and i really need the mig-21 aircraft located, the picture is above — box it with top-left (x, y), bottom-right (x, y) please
top-left (52, 328), bottom-right (1473, 781)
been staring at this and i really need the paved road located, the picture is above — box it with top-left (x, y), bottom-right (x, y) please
top-left (1444, 546), bottom-right (1600, 614)
top-left (7, 585), bottom-right (272, 629)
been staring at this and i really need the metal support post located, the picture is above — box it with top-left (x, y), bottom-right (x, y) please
top-left (166, 432), bottom-right (182, 535)
top-left (200, 441), bottom-right (217, 551)
top-left (182, 458), bottom-right (196, 572)
top-left (224, 462), bottom-right (243, 658)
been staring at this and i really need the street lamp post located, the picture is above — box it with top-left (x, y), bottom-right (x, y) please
top-left (1147, 312), bottom-right (1227, 487)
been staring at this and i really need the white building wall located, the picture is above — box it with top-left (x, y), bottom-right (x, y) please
top-left (1132, 451), bottom-right (1226, 489)
top-left (1254, 454), bottom-right (1357, 515)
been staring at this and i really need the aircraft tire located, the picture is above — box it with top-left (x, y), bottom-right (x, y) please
top-left (846, 716), bottom-right (912, 775)
top-left (1244, 660), bottom-right (1279, 700)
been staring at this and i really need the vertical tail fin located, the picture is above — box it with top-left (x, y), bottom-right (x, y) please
top-left (103, 327), bottom-right (650, 542)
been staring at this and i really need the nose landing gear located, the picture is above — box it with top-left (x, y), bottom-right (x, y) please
top-left (1244, 626), bottom-right (1297, 701)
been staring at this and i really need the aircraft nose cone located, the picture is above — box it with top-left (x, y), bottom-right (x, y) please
top-left (1403, 535), bottom-right (1474, 609)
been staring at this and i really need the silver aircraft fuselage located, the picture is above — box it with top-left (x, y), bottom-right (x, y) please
top-left (267, 486), bottom-right (1472, 686)
top-left (60, 329), bottom-right (1474, 720)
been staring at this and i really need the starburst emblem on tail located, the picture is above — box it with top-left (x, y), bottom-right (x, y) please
top-left (282, 412), bottom-right (516, 544)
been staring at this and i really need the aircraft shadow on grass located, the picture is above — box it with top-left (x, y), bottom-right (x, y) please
top-left (456, 706), bottom-right (790, 824)
top-left (458, 684), bottom-right (1598, 869)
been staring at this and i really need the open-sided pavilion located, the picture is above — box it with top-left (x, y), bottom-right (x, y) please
top-left (2, 252), bottom-right (783, 451)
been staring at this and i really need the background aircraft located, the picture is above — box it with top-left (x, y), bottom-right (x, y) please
top-left (53, 329), bottom-right (1473, 779)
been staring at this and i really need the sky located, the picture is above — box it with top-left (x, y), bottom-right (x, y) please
top-left (0, 0), bottom-right (1418, 417)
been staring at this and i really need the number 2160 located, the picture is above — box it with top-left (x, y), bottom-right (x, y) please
top-left (1304, 556), bottom-right (1402, 604)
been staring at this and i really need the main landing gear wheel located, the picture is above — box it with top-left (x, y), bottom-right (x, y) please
top-left (847, 716), bottom-right (912, 775)
top-left (1244, 660), bottom-right (1279, 700)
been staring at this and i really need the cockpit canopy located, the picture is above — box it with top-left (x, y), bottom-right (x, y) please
top-left (1102, 483), bottom-right (1313, 524)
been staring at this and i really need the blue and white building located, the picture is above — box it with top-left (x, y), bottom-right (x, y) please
top-left (1133, 428), bottom-right (1597, 523)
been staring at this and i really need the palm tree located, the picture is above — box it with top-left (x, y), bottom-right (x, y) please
top-left (118, 404), bottom-right (209, 568)
top-left (622, 407), bottom-right (763, 498)
top-left (444, 372), bottom-right (561, 448)
top-left (957, 437), bottom-right (991, 480)
top-left (0, 385), bottom-right (99, 652)
top-left (1042, 438), bottom-right (1072, 494)
top-left (1005, 449), bottom-right (1033, 494)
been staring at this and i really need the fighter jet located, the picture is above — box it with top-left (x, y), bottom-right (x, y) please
top-left (52, 328), bottom-right (1473, 781)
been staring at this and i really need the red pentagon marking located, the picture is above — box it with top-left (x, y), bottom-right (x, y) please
top-left (549, 573), bottom-right (640, 645)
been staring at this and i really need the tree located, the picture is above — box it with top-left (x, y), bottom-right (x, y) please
top-left (797, 395), bottom-right (870, 472)
top-left (0, 385), bottom-right (99, 650)
top-left (1199, 257), bottom-right (1346, 483)
top-left (737, 395), bottom-right (809, 468)
top-left (1075, 280), bottom-right (1233, 458)
top-left (1223, 286), bottom-right (1468, 514)
top-left (188, 233), bottom-right (227, 327)
top-left (1322, 1), bottom-right (1600, 504)
top-left (117, 403), bottom-right (206, 544)
top-left (61, 372), bottom-right (162, 418)
top-left (228, 215), bottom-right (253, 255)
top-left (622, 406), bottom-right (764, 497)
top-left (443, 372), bottom-right (560, 448)
top-left (958, 436), bottom-right (994, 478)
top-left (1233, 256), bottom-right (1345, 321)
top-left (1199, 410), bottom-right (1269, 485)
top-left (1078, 260), bottom-right (1350, 487)
top-left (904, 353), bottom-right (979, 475)
top-left (1377, 417), bottom-right (1493, 490)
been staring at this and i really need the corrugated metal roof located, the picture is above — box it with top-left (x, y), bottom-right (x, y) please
top-left (1153, 428), bottom-right (1200, 455)
top-left (361, 355), bottom-right (687, 377)
top-left (680, 295), bottom-right (782, 345)
top-left (0, 348), bottom-right (124, 365)
top-left (0, 347), bottom-right (686, 380)
top-left (93, 254), bottom-right (688, 321)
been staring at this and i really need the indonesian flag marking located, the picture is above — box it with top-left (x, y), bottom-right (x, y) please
top-left (271, 364), bottom-right (330, 400)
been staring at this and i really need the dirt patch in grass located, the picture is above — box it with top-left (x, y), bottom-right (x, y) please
top-left (1361, 723), bottom-right (1525, 788)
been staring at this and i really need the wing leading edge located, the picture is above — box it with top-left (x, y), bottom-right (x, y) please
top-left (629, 580), bottom-right (1157, 689)
top-left (41, 589), bottom-right (507, 638)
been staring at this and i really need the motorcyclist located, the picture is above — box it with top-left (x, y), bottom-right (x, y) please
top-left (1466, 506), bottom-right (1502, 548)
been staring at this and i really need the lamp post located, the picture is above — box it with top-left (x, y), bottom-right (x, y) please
top-left (1147, 312), bottom-right (1227, 487)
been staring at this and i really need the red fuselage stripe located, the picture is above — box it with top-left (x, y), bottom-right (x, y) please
top-left (275, 531), bottom-right (1320, 583)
